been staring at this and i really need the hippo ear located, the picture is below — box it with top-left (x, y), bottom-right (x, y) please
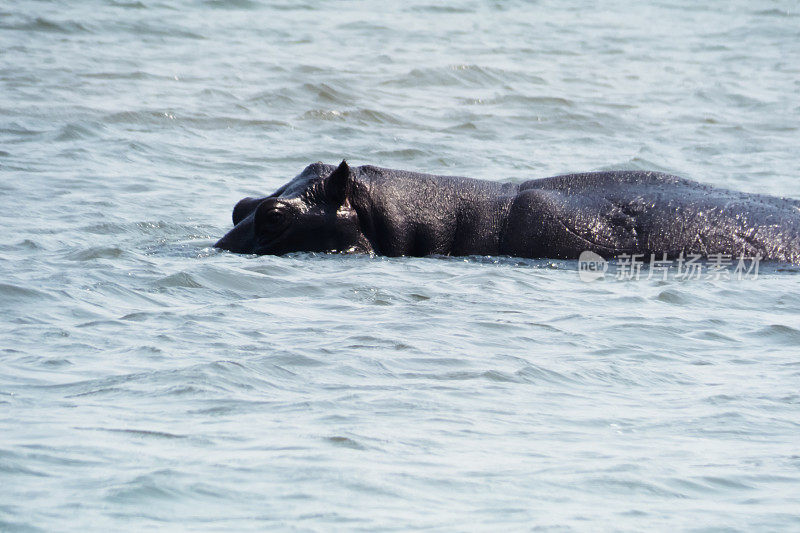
top-left (324, 160), bottom-right (351, 207)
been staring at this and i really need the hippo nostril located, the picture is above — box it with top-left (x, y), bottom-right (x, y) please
top-left (232, 196), bottom-right (267, 226)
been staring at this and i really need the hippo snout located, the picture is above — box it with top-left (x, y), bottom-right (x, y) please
top-left (216, 196), bottom-right (269, 254)
top-left (215, 212), bottom-right (257, 254)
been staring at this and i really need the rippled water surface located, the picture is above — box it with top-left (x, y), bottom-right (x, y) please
top-left (2, 0), bottom-right (800, 530)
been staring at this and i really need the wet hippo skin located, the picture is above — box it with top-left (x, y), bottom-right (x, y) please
top-left (215, 161), bottom-right (800, 263)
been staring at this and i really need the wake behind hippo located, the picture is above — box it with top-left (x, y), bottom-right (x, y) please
top-left (214, 161), bottom-right (800, 263)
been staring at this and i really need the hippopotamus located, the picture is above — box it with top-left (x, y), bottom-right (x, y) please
top-left (214, 161), bottom-right (800, 263)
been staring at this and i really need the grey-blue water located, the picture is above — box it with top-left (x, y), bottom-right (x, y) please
top-left (2, 1), bottom-right (800, 530)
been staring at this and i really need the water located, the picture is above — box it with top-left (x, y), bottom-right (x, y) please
top-left (2, 0), bottom-right (800, 530)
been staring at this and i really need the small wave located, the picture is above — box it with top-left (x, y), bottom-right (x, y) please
top-left (0, 283), bottom-right (54, 304)
top-left (116, 21), bottom-right (205, 40)
top-left (81, 222), bottom-right (129, 235)
top-left (749, 324), bottom-right (800, 344)
top-left (461, 94), bottom-right (572, 107)
top-left (753, 8), bottom-right (794, 17)
top-left (203, 0), bottom-right (260, 9)
top-left (103, 110), bottom-right (290, 131)
top-left (0, 122), bottom-right (45, 137)
top-left (186, 116), bottom-right (291, 130)
top-left (104, 471), bottom-right (185, 504)
top-left (597, 156), bottom-right (677, 174)
top-left (337, 20), bottom-right (393, 32)
top-left (2, 16), bottom-right (90, 34)
top-left (109, 0), bottom-right (147, 7)
top-left (166, 263), bottom-right (295, 294)
top-left (154, 272), bottom-right (204, 289)
top-left (103, 110), bottom-right (183, 125)
top-left (82, 70), bottom-right (170, 81)
top-left (99, 428), bottom-right (189, 440)
top-left (246, 90), bottom-right (296, 108)
top-left (586, 476), bottom-right (684, 498)
top-left (444, 121), bottom-right (479, 132)
top-left (325, 436), bottom-right (366, 450)
top-left (64, 246), bottom-right (129, 261)
top-left (655, 288), bottom-right (692, 305)
top-left (2, 239), bottom-right (43, 251)
top-left (53, 122), bottom-right (105, 142)
top-left (40, 358), bottom-right (73, 368)
top-left (299, 82), bottom-right (355, 105)
top-left (299, 108), bottom-right (406, 126)
top-left (268, 2), bottom-right (317, 11)
top-left (136, 220), bottom-right (211, 235)
top-left (386, 65), bottom-right (534, 89)
top-left (406, 4), bottom-right (474, 13)
top-left (0, 450), bottom-right (51, 477)
top-left (399, 369), bottom-right (523, 383)
top-left (516, 364), bottom-right (580, 385)
top-left (265, 353), bottom-right (326, 367)
top-left (666, 475), bottom-right (757, 496)
top-left (688, 330), bottom-right (739, 343)
top-left (374, 147), bottom-right (433, 159)
top-left (56, 359), bottom-right (292, 400)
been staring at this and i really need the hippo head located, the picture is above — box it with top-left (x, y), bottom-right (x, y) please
top-left (214, 160), bottom-right (372, 255)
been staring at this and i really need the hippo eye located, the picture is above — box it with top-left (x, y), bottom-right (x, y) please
top-left (263, 209), bottom-right (286, 226)
top-left (254, 203), bottom-right (292, 236)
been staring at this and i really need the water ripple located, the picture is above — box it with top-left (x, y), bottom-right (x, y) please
top-left (2, 0), bottom-right (800, 530)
